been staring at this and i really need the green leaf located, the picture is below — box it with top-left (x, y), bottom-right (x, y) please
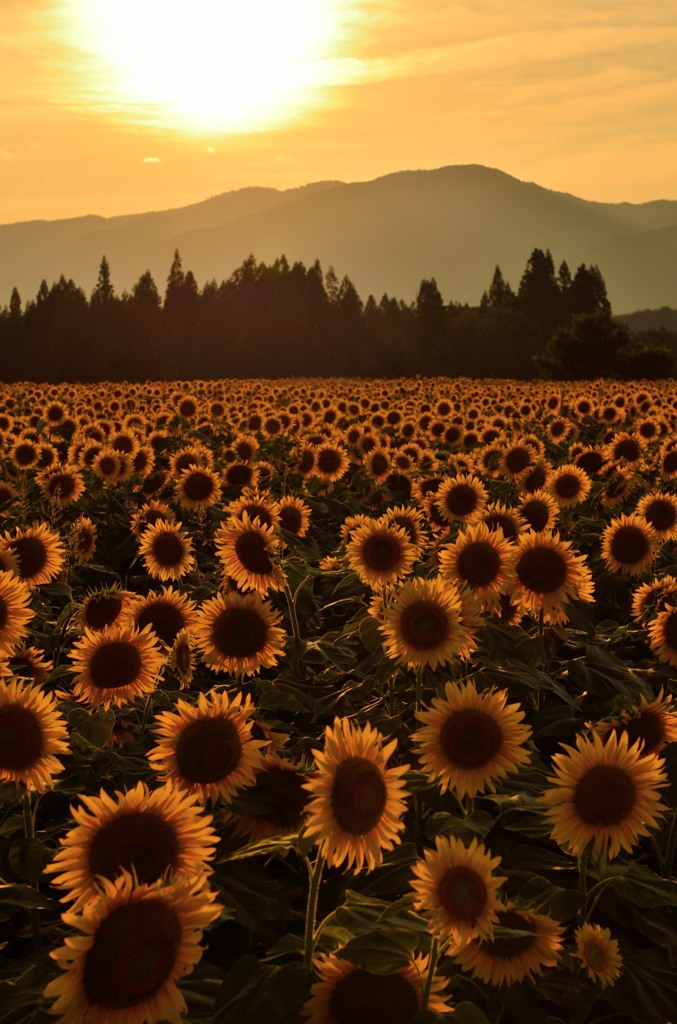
top-left (0, 883), bottom-right (58, 910)
top-left (611, 862), bottom-right (677, 908)
top-left (215, 958), bottom-right (311, 1024)
top-left (452, 1003), bottom-right (493, 1024)
top-left (358, 614), bottom-right (383, 655)
top-left (8, 838), bottom-right (51, 882)
top-left (68, 707), bottom-right (116, 748)
top-left (337, 928), bottom-right (417, 973)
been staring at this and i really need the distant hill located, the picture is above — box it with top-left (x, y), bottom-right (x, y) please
top-left (616, 307), bottom-right (677, 332)
top-left (1, 165), bottom-right (676, 313)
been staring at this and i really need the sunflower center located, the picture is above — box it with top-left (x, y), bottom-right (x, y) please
top-left (577, 451), bottom-right (604, 474)
top-left (83, 898), bottom-right (181, 1009)
top-left (643, 499), bottom-right (676, 532)
top-left (87, 811), bottom-right (180, 885)
top-left (609, 525), bottom-right (650, 566)
top-left (329, 968), bottom-right (418, 1024)
top-left (14, 444), bottom-right (37, 467)
top-left (175, 716), bottom-right (243, 784)
top-left (439, 709), bottom-right (502, 767)
top-left (521, 500), bottom-right (550, 533)
top-left (211, 607), bottom-right (268, 658)
top-left (482, 909), bottom-right (536, 958)
top-left (583, 941), bottom-right (608, 969)
top-left (331, 756), bottom-right (387, 835)
top-left (11, 537), bottom-right (47, 580)
top-left (485, 514), bottom-right (518, 542)
top-left (444, 484), bottom-right (479, 518)
top-left (554, 473), bottom-right (582, 499)
top-left (614, 711), bottom-right (665, 755)
top-left (573, 765), bottom-right (636, 825)
top-left (279, 506), bottom-right (302, 534)
top-left (151, 531), bottom-right (184, 568)
top-left (182, 471), bottom-right (215, 502)
top-left (317, 449), bottom-right (342, 474)
top-left (516, 546), bottom-right (567, 594)
top-left (370, 453), bottom-right (389, 477)
top-left (398, 600), bottom-right (450, 650)
top-left (505, 447), bottom-right (531, 474)
top-left (614, 438), bottom-right (641, 462)
top-left (0, 704), bottom-right (43, 769)
top-left (98, 455), bottom-right (118, 477)
top-left (663, 450), bottom-right (677, 474)
top-left (361, 534), bottom-right (402, 573)
top-left (234, 532), bottom-right (274, 575)
top-left (88, 641), bottom-right (142, 690)
top-left (48, 474), bottom-right (76, 499)
top-left (84, 595), bottom-right (124, 630)
top-left (437, 865), bottom-right (488, 922)
top-left (137, 603), bottom-right (185, 647)
top-left (456, 541), bottom-right (501, 587)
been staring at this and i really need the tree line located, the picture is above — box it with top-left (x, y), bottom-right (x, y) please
top-left (0, 247), bottom-right (674, 381)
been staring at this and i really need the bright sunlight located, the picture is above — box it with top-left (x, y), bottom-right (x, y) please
top-left (53, 0), bottom-right (367, 133)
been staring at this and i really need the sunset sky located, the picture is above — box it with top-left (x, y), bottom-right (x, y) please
top-left (2, 0), bottom-right (676, 224)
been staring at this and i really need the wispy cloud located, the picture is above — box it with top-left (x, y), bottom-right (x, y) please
top-left (142, 156), bottom-right (160, 163)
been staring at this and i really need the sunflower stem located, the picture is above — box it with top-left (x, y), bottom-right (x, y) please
top-left (578, 850), bottom-right (588, 919)
top-left (138, 695), bottom-right (153, 742)
top-left (583, 877), bottom-right (618, 923)
top-left (421, 935), bottom-right (439, 1011)
top-left (415, 666), bottom-right (424, 713)
top-left (303, 852), bottom-right (325, 969)
top-left (282, 578), bottom-right (302, 643)
top-left (661, 807), bottom-right (677, 879)
top-left (18, 788), bottom-right (41, 952)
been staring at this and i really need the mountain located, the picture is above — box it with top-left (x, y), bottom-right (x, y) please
top-left (1, 165), bottom-right (676, 314)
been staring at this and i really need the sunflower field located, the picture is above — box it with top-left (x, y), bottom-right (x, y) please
top-left (0, 377), bottom-right (676, 1024)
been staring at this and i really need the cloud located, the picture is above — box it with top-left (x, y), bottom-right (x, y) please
top-left (142, 156), bottom-right (160, 163)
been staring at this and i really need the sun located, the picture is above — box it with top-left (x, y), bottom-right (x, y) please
top-left (55, 0), bottom-right (365, 133)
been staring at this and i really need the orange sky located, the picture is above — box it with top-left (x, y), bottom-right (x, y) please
top-left (2, 0), bottom-right (676, 223)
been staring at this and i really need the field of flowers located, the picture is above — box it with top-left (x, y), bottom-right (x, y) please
top-left (0, 376), bottom-right (676, 1024)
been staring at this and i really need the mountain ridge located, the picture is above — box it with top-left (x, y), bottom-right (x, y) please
top-left (2, 164), bottom-right (676, 313)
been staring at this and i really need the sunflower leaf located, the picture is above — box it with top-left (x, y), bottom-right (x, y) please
top-left (337, 928), bottom-right (417, 973)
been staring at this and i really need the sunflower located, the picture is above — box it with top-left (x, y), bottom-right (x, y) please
top-left (278, 495), bottom-right (312, 539)
top-left (601, 513), bottom-right (658, 576)
top-left (647, 606), bottom-right (677, 667)
top-left (227, 490), bottom-right (282, 531)
top-left (11, 436), bottom-right (40, 471)
top-left (3, 521), bottom-right (65, 588)
top-left (0, 678), bottom-right (69, 791)
top-left (45, 781), bottom-right (218, 910)
top-left (174, 466), bottom-right (222, 510)
top-left (517, 490), bottom-right (559, 534)
top-left (345, 520), bottom-right (417, 590)
top-left (303, 717), bottom-right (409, 873)
top-left (78, 586), bottom-right (133, 633)
top-left (69, 625), bottom-right (165, 710)
top-left (168, 629), bottom-right (196, 689)
top-left (0, 570), bottom-right (34, 657)
top-left (231, 755), bottom-right (311, 841)
top-left (379, 576), bottom-right (477, 668)
top-left (69, 515), bottom-right (97, 564)
top-left (43, 871), bottom-right (221, 1024)
top-left (509, 530), bottom-right (594, 625)
top-left (473, 501), bottom-right (527, 543)
top-left (659, 441), bottom-right (677, 481)
top-left (546, 464), bottom-right (592, 508)
top-left (193, 590), bottom-right (285, 677)
top-left (598, 468), bottom-right (635, 508)
top-left (592, 690), bottom-right (677, 756)
top-left (413, 680), bottom-right (532, 799)
top-left (313, 443), bottom-right (350, 483)
top-left (631, 574), bottom-right (677, 621)
top-left (635, 491), bottom-right (677, 541)
top-left (411, 835), bottom-right (506, 946)
top-left (302, 952), bottom-right (450, 1024)
top-left (363, 445), bottom-right (392, 483)
top-left (123, 587), bottom-right (198, 648)
top-left (603, 431), bottom-right (645, 467)
top-left (138, 520), bottom-right (196, 582)
top-left (438, 521), bottom-right (516, 602)
top-left (129, 500), bottom-right (176, 537)
top-left (9, 643), bottom-right (52, 685)
top-left (541, 731), bottom-right (668, 860)
top-left (573, 923), bottom-right (623, 988)
top-left (452, 902), bottom-right (563, 986)
top-left (380, 504), bottom-right (428, 554)
top-left (148, 690), bottom-right (264, 804)
top-left (91, 446), bottom-right (122, 485)
top-left (214, 512), bottom-right (284, 596)
top-left (37, 464), bottom-right (86, 507)
top-left (500, 441), bottom-right (538, 483)
top-left (435, 474), bottom-right (488, 525)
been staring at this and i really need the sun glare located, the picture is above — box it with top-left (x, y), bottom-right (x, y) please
top-left (54, 0), bottom-right (365, 133)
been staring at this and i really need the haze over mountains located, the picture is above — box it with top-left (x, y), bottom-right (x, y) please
top-left (2, 165), bottom-right (676, 314)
